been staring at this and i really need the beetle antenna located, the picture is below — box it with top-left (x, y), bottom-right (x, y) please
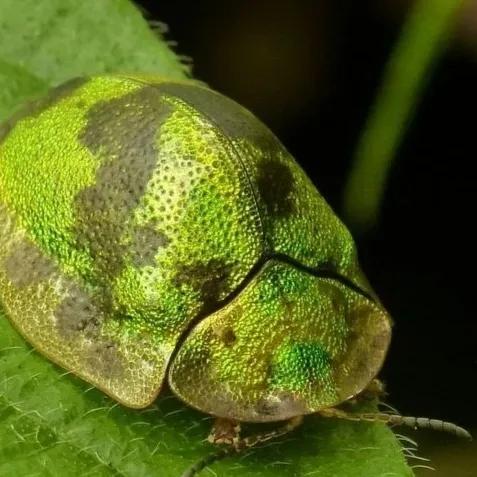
top-left (181, 416), bottom-right (303, 477)
top-left (319, 407), bottom-right (472, 440)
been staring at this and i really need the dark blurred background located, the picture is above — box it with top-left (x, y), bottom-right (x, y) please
top-left (136, 0), bottom-right (476, 472)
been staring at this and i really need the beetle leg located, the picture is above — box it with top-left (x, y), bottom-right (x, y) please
top-left (318, 407), bottom-right (471, 440)
top-left (234, 415), bottom-right (303, 451)
top-left (207, 417), bottom-right (241, 446)
top-left (182, 416), bottom-right (303, 477)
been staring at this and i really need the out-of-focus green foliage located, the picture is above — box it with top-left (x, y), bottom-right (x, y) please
top-left (343, 0), bottom-right (465, 231)
top-left (0, 0), bottom-right (413, 475)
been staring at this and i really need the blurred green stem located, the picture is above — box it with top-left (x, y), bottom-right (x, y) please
top-left (343, 0), bottom-right (465, 231)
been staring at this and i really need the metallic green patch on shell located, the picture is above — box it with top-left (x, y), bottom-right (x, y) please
top-left (269, 342), bottom-right (334, 397)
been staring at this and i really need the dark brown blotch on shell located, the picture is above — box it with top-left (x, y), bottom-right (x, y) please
top-left (129, 224), bottom-right (170, 267)
top-left (160, 82), bottom-right (278, 151)
top-left (75, 86), bottom-right (173, 281)
top-left (257, 159), bottom-right (295, 217)
top-left (215, 326), bottom-right (237, 347)
top-left (3, 239), bottom-right (57, 287)
top-left (54, 286), bottom-right (102, 339)
top-left (173, 258), bottom-right (234, 315)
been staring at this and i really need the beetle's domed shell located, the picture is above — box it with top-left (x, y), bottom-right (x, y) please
top-left (0, 75), bottom-right (390, 414)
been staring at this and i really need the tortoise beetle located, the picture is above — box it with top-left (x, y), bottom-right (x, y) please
top-left (0, 75), bottom-right (470, 476)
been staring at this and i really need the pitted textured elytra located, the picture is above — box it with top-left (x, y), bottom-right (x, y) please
top-left (0, 77), bottom-right (89, 144)
top-left (4, 237), bottom-right (58, 287)
top-left (54, 284), bottom-right (101, 339)
top-left (0, 75), bottom-right (391, 421)
top-left (75, 86), bottom-right (174, 283)
top-left (256, 159), bottom-right (296, 217)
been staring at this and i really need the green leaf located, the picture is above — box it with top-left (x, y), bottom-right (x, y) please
top-left (0, 0), bottom-right (188, 87)
top-left (0, 1), bottom-right (413, 475)
top-left (0, 0), bottom-right (188, 121)
top-left (0, 59), bottom-right (49, 120)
